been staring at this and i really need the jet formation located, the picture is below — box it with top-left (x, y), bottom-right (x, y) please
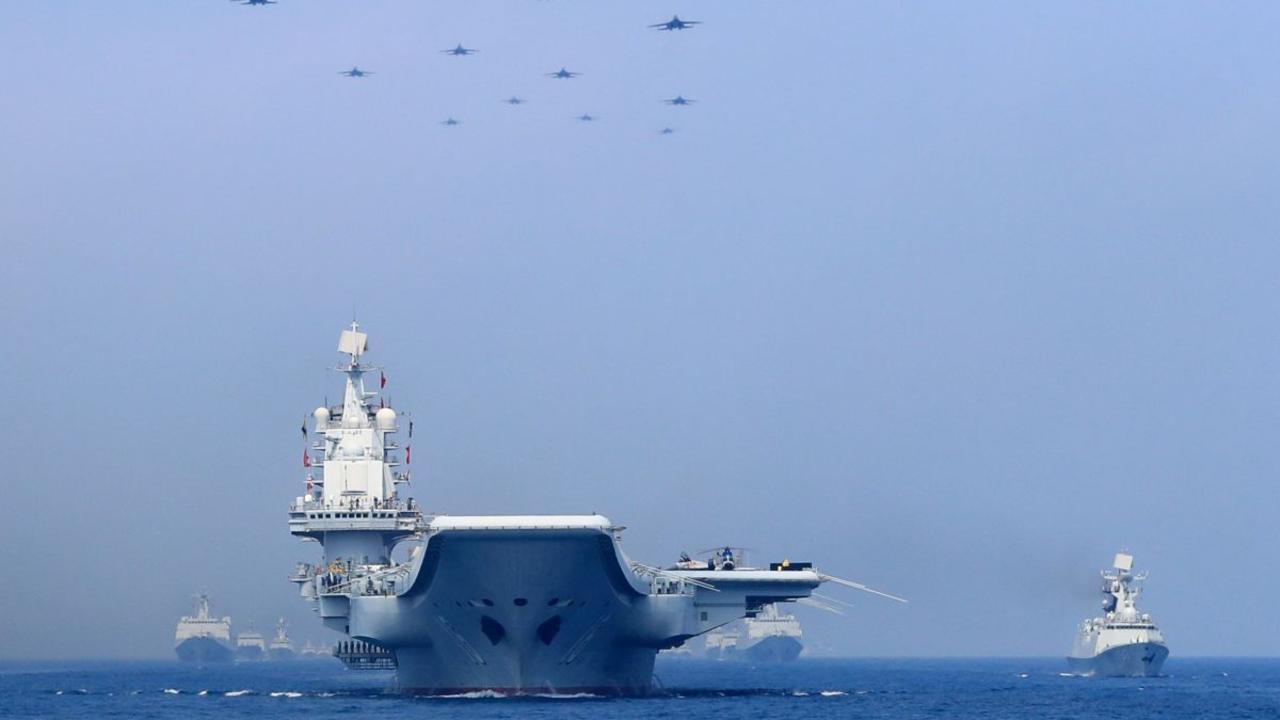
top-left (231, 3), bottom-right (699, 134)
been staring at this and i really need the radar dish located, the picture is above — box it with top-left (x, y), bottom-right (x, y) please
top-left (1113, 552), bottom-right (1134, 571)
top-left (338, 329), bottom-right (368, 356)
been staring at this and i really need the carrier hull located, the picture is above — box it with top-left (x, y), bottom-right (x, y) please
top-left (1067, 642), bottom-right (1168, 677)
top-left (355, 528), bottom-right (675, 695)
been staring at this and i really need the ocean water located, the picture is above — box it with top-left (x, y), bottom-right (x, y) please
top-left (3, 657), bottom-right (1277, 719)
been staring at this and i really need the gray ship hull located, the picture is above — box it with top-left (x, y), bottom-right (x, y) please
top-left (352, 529), bottom-right (674, 695)
top-left (740, 635), bottom-right (803, 663)
top-left (1067, 642), bottom-right (1168, 677)
top-left (175, 637), bottom-right (234, 664)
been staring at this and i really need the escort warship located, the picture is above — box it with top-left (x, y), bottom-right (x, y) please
top-left (1067, 552), bottom-right (1169, 677)
top-left (705, 602), bottom-right (804, 662)
top-left (287, 324), bottom-right (903, 695)
top-left (174, 592), bottom-right (234, 663)
top-left (269, 619), bottom-right (295, 660)
top-left (235, 624), bottom-right (267, 661)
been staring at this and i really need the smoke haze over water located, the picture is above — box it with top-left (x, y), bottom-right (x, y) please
top-left (2, 1), bottom-right (1279, 659)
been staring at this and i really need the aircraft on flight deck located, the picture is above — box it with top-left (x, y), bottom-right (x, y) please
top-left (339, 67), bottom-right (373, 77)
top-left (442, 44), bottom-right (478, 56)
top-left (663, 95), bottom-right (696, 106)
top-left (547, 67), bottom-right (581, 79)
top-left (650, 15), bottom-right (700, 31)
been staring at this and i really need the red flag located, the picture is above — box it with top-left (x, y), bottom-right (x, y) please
top-left (380, 371), bottom-right (387, 389)
top-left (405, 446), bottom-right (411, 465)
top-left (302, 449), bottom-right (311, 468)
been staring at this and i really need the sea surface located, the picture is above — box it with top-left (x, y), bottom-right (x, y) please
top-left (3, 657), bottom-right (1277, 719)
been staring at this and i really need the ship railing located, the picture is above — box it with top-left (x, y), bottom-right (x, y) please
top-left (317, 562), bottom-right (412, 598)
top-left (290, 497), bottom-right (421, 514)
top-left (630, 562), bottom-right (716, 596)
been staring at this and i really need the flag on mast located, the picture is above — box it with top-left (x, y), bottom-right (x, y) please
top-left (380, 371), bottom-right (387, 389)
top-left (406, 446), bottom-right (411, 465)
top-left (302, 449), bottom-right (311, 468)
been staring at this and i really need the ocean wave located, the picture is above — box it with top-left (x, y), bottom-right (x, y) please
top-left (163, 688), bottom-right (180, 695)
top-left (270, 691), bottom-right (304, 698)
top-left (224, 689), bottom-right (253, 697)
top-left (819, 690), bottom-right (847, 697)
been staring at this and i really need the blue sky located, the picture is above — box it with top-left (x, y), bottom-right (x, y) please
top-left (2, 1), bottom-right (1278, 658)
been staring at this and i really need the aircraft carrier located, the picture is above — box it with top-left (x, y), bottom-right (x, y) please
top-left (1067, 552), bottom-right (1168, 677)
top-left (287, 324), bottom-right (903, 694)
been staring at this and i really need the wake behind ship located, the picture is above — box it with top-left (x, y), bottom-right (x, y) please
top-left (286, 324), bottom-right (904, 694)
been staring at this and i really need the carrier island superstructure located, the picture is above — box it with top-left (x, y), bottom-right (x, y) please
top-left (288, 324), bottom-right (903, 695)
top-left (1067, 553), bottom-right (1168, 677)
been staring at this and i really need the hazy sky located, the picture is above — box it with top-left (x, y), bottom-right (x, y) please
top-left (2, 1), bottom-right (1278, 659)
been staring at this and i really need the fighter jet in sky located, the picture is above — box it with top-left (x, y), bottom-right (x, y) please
top-left (232, 0), bottom-right (277, 5)
top-left (660, 127), bottom-right (676, 135)
top-left (577, 113), bottom-right (596, 122)
top-left (441, 118), bottom-right (460, 126)
top-left (442, 44), bottom-right (478, 56)
top-left (339, 67), bottom-right (373, 77)
top-left (650, 15), bottom-right (700, 31)
top-left (547, 67), bottom-right (581, 79)
top-left (663, 95), bottom-right (696, 106)
top-left (503, 96), bottom-right (526, 105)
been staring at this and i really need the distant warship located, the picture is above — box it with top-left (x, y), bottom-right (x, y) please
top-left (703, 602), bottom-right (803, 662)
top-left (1067, 553), bottom-right (1168, 676)
top-left (287, 324), bottom-right (904, 695)
top-left (269, 618), bottom-right (295, 661)
top-left (235, 623), bottom-right (267, 661)
top-left (174, 592), bottom-right (233, 663)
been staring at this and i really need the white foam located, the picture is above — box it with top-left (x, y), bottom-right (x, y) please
top-left (532, 692), bottom-right (602, 699)
top-left (820, 690), bottom-right (847, 697)
top-left (55, 690), bottom-right (64, 696)
top-left (1018, 673), bottom-right (1029, 678)
top-left (197, 690), bottom-right (208, 696)
top-left (433, 690), bottom-right (507, 699)
top-left (270, 691), bottom-right (304, 698)
top-left (163, 688), bottom-right (180, 695)
top-left (224, 689), bottom-right (252, 697)
top-left (791, 691), bottom-right (810, 697)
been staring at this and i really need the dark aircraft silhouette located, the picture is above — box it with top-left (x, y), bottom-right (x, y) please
top-left (232, 0), bottom-right (276, 5)
top-left (577, 113), bottom-right (596, 122)
top-left (339, 67), bottom-right (373, 77)
top-left (503, 96), bottom-right (526, 105)
top-left (650, 15), bottom-right (700, 31)
top-left (660, 127), bottom-right (676, 135)
top-left (442, 44), bottom-right (478, 56)
top-left (441, 118), bottom-right (460, 126)
top-left (663, 95), bottom-right (695, 106)
top-left (547, 67), bottom-right (581, 79)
